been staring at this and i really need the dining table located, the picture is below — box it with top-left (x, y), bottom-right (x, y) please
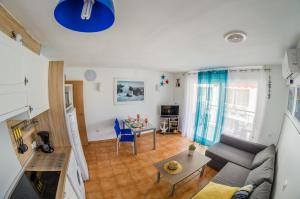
top-left (121, 118), bottom-right (156, 155)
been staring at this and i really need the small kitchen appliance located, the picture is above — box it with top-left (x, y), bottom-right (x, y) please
top-left (37, 131), bottom-right (54, 153)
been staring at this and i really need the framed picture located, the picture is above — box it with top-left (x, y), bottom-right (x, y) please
top-left (288, 87), bottom-right (295, 114)
top-left (294, 87), bottom-right (300, 121)
top-left (114, 78), bottom-right (145, 104)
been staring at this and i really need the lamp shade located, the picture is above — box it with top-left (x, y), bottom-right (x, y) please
top-left (54, 0), bottom-right (115, 32)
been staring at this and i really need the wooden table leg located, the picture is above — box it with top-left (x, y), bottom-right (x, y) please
top-left (157, 172), bottom-right (160, 183)
top-left (170, 184), bottom-right (176, 196)
top-left (133, 131), bottom-right (137, 155)
top-left (153, 128), bottom-right (156, 150)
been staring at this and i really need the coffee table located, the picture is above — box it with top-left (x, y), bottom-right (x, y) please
top-left (153, 150), bottom-right (211, 196)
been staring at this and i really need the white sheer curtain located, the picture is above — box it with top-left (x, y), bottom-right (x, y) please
top-left (223, 69), bottom-right (268, 142)
top-left (182, 73), bottom-right (198, 140)
top-left (181, 68), bottom-right (268, 142)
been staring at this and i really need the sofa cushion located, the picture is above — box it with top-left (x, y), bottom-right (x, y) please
top-left (232, 184), bottom-right (255, 199)
top-left (220, 134), bottom-right (267, 154)
top-left (191, 182), bottom-right (239, 199)
top-left (213, 162), bottom-right (251, 187)
top-left (252, 145), bottom-right (276, 169)
top-left (206, 143), bottom-right (255, 169)
top-left (245, 158), bottom-right (274, 186)
top-left (249, 182), bottom-right (272, 199)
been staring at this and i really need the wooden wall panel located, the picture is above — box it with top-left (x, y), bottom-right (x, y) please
top-left (0, 4), bottom-right (41, 54)
top-left (33, 110), bottom-right (57, 147)
top-left (48, 61), bottom-right (70, 147)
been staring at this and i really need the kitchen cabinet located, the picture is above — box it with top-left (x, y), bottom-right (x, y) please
top-left (0, 31), bottom-right (28, 121)
top-left (0, 31), bottom-right (49, 121)
top-left (22, 47), bottom-right (49, 118)
top-left (64, 177), bottom-right (78, 199)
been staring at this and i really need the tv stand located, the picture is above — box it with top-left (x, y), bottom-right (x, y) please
top-left (159, 115), bottom-right (179, 134)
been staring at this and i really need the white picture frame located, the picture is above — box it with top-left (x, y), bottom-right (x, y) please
top-left (114, 78), bottom-right (145, 105)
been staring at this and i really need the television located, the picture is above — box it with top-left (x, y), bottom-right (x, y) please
top-left (161, 105), bottom-right (179, 116)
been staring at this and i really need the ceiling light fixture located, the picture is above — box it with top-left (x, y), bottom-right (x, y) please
top-left (224, 31), bottom-right (247, 43)
top-left (54, 0), bottom-right (115, 33)
top-left (81, 0), bottom-right (95, 20)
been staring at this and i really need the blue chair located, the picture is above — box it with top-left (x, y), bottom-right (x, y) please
top-left (114, 119), bottom-right (135, 154)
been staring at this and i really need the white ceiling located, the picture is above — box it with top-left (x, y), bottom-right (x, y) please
top-left (1, 0), bottom-right (300, 72)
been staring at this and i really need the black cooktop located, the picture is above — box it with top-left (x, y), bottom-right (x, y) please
top-left (10, 171), bottom-right (61, 199)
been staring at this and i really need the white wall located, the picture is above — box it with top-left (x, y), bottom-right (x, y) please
top-left (0, 122), bottom-right (22, 198)
top-left (272, 114), bottom-right (300, 199)
top-left (64, 67), bottom-right (176, 141)
top-left (272, 44), bottom-right (300, 198)
top-left (259, 65), bottom-right (288, 145)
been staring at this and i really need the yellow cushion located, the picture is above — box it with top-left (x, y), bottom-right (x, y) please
top-left (192, 182), bottom-right (240, 199)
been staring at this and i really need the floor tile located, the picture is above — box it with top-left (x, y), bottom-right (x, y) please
top-left (84, 133), bottom-right (217, 199)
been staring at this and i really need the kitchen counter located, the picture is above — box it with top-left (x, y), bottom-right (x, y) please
top-left (26, 147), bottom-right (71, 199)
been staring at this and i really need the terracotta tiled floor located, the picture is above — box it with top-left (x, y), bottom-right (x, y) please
top-left (83, 133), bottom-right (217, 199)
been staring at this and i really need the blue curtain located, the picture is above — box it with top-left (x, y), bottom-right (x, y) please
top-left (194, 70), bottom-right (228, 146)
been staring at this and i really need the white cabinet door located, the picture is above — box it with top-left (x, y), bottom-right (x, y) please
top-left (23, 47), bottom-right (49, 118)
top-left (64, 178), bottom-right (79, 199)
top-left (0, 32), bottom-right (27, 121)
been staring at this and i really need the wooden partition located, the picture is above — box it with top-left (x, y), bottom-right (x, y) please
top-left (48, 61), bottom-right (70, 147)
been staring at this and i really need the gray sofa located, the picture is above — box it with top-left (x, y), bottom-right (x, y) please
top-left (205, 134), bottom-right (276, 199)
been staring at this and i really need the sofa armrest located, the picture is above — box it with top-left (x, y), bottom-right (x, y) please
top-left (220, 134), bottom-right (267, 154)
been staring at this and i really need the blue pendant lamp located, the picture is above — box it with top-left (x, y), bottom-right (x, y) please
top-left (54, 0), bottom-right (115, 32)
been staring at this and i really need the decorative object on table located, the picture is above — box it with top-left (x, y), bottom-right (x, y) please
top-left (84, 69), bottom-right (97, 81)
top-left (160, 121), bottom-right (168, 133)
top-left (175, 79), bottom-right (181, 87)
top-left (114, 79), bottom-right (145, 104)
top-left (54, 0), bottom-right (115, 32)
top-left (163, 161), bottom-right (183, 175)
top-left (288, 87), bottom-right (296, 114)
top-left (124, 118), bottom-right (144, 130)
top-left (160, 74), bottom-right (169, 87)
top-left (294, 87), bottom-right (300, 121)
top-left (144, 118), bottom-right (148, 126)
top-left (137, 114), bottom-right (140, 121)
top-left (188, 144), bottom-right (196, 156)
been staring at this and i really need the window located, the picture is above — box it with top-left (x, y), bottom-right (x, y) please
top-left (223, 83), bottom-right (258, 141)
top-left (198, 80), bottom-right (260, 141)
